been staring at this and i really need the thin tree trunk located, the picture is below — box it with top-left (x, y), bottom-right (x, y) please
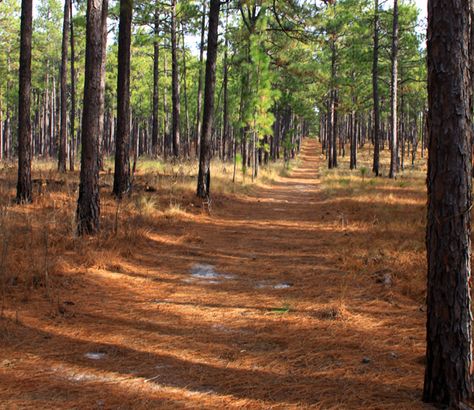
top-left (197, 0), bottom-right (220, 198)
top-left (54, 75), bottom-right (60, 157)
top-left (69, 1), bottom-right (76, 171)
top-left (59, 0), bottom-right (70, 173)
top-left (222, 0), bottom-right (229, 161)
top-left (76, 0), bottom-right (105, 235)
top-left (328, 33), bottom-right (337, 169)
top-left (0, 102), bottom-right (3, 161)
top-left (350, 110), bottom-right (357, 169)
top-left (97, 0), bottom-right (108, 171)
top-left (181, 26), bottom-right (190, 158)
top-left (113, 0), bottom-right (132, 197)
top-left (424, 0), bottom-right (473, 407)
top-left (372, 0), bottom-right (380, 176)
top-left (195, 0), bottom-right (206, 157)
top-left (163, 51), bottom-right (169, 158)
top-left (152, 2), bottom-right (160, 157)
top-left (389, 0), bottom-right (399, 179)
top-left (171, 0), bottom-right (180, 158)
top-left (51, 75), bottom-right (56, 157)
top-left (470, 0), bottom-right (474, 177)
top-left (16, 0), bottom-right (33, 203)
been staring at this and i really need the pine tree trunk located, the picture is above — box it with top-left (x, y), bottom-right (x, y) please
top-left (163, 52), bottom-right (169, 158)
top-left (54, 75), bottom-right (60, 158)
top-left (389, 0), bottom-right (399, 179)
top-left (328, 35), bottom-right (337, 169)
top-left (171, 0), bottom-right (180, 158)
top-left (113, 0), bottom-right (132, 197)
top-left (55, 77), bottom-right (60, 157)
top-left (197, 0), bottom-right (220, 199)
top-left (350, 110), bottom-right (357, 169)
top-left (424, 0), bottom-right (473, 407)
top-left (470, 0), bottom-right (474, 177)
top-left (0, 103), bottom-right (3, 161)
top-left (222, 0), bottom-right (229, 161)
top-left (97, 0), bottom-right (108, 171)
top-left (5, 111), bottom-right (10, 159)
top-left (181, 26), bottom-right (190, 158)
top-left (372, 0), bottom-right (380, 176)
top-left (16, 0), bottom-right (33, 203)
top-left (58, 0), bottom-right (70, 173)
top-left (69, 1), bottom-right (76, 171)
top-left (152, 3), bottom-right (160, 157)
top-left (195, 0), bottom-right (206, 157)
top-left (76, 0), bottom-right (105, 235)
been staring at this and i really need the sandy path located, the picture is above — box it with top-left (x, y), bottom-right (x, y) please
top-left (0, 140), bottom-right (429, 409)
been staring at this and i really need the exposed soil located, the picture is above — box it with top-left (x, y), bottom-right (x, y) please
top-left (0, 140), bottom-right (431, 409)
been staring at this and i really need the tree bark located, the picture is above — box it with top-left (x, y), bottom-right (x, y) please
top-left (163, 51), bottom-right (169, 158)
top-left (389, 0), bottom-right (399, 179)
top-left (58, 0), bottom-right (70, 173)
top-left (0, 102), bottom-right (3, 161)
top-left (222, 0), bottom-right (229, 161)
top-left (113, 0), bottom-right (132, 197)
top-left (350, 110), bottom-right (357, 169)
top-left (328, 28), bottom-right (338, 169)
top-left (197, 0), bottom-right (220, 199)
top-left (76, 0), bottom-right (105, 235)
top-left (171, 0), bottom-right (180, 158)
top-left (69, 1), bottom-right (76, 171)
top-left (424, 0), bottom-right (473, 407)
top-left (195, 0), bottom-right (206, 157)
top-left (97, 0), bottom-right (108, 171)
top-left (372, 0), bottom-right (380, 176)
top-left (16, 0), bottom-right (33, 203)
top-left (54, 75), bottom-right (60, 158)
top-left (152, 2), bottom-right (160, 157)
top-left (181, 26), bottom-right (191, 158)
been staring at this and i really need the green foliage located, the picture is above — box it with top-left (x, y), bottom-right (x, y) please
top-left (0, 0), bottom-right (21, 110)
top-left (0, 0), bottom-right (425, 168)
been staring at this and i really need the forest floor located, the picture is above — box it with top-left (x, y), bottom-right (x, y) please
top-left (0, 139), bottom-right (433, 409)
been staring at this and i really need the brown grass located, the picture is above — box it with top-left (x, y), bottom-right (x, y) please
top-left (0, 141), bottom-right (436, 408)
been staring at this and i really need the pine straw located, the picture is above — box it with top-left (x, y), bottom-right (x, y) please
top-left (0, 141), bottom-right (437, 408)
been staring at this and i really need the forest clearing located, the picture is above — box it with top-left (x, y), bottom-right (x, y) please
top-left (0, 140), bottom-right (430, 408)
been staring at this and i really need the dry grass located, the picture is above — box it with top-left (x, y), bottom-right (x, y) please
top-left (0, 141), bottom-right (440, 409)
top-left (319, 145), bottom-right (427, 304)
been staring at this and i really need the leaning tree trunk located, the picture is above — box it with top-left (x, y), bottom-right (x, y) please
top-left (16, 0), bottom-right (33, 203)
top-left (389, 0), bottom-right (399, 179)
top-left (423, 0), bottom-right (473, 408)
top-left (58, 0), bottom-right (70, 173)
top-left (171, 0), bottom-right (180, 158)
top-left (197, 0), bottom-right (220, 199)
top-left (372, 0), bottom-right (380, 176)
top-left (113, 0), bottom-right (132, 197)
top-left (76, 0), bottom-right (105, 235)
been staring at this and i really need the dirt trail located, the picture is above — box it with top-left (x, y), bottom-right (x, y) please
top-left (0, 140), bottom-right (428, 409)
